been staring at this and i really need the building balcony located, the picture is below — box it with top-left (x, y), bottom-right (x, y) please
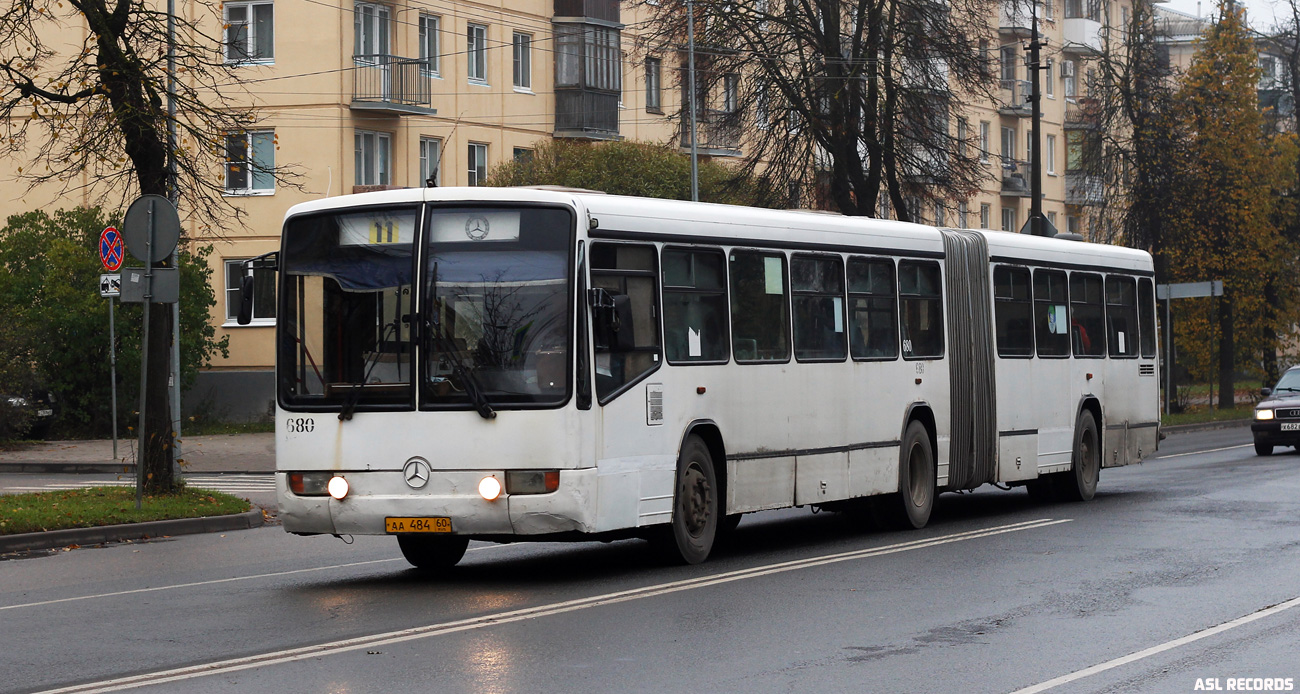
top-left (1001, 159), bottom-right (1032, 196)
top-left (1066, 173), bottom-right (1105, 205)
top-left (999, 79), bottom-right (1033, 117)
top-left (1000, 0), bottom-right (1034, 37)
top-left (900, 58), bottom-right (950, 92)
top-left (681, 111), bottom-right (743, 157)
top-left (554, 89), bottom-right (620, 139)
top-left (351, 55), bottom-right (437, 116)
top-left (1064, 97), bottom-right (1102, 128)
top-left (1063, 17), bottom-right (1103, 54)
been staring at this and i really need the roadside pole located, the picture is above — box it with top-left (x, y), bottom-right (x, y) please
top-left (98, 227), bottom-right (124, 462)
top-left (109, 297), bottom-right (118, 461)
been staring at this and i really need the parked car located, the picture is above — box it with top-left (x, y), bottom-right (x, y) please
top-left (1, 389), bottom-right (57, 439)
top-left (1251, 367), bottom-right (1300, 455)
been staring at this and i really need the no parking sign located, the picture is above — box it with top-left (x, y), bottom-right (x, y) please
top-left (99, 226), bottom-right (124, 272)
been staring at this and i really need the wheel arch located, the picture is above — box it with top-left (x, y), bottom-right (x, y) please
top-left (901, 402), bottom-right (938, 460)
top-left (679, 419), bottom-right (727, 505)
top-left (1077, 396), bottom-right (1103, 453)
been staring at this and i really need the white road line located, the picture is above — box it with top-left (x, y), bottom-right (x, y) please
top-left (1152, 444), bottom-right (1253, 460)
top-left (1010, 595), bottom-right (1300, 694)
top-left (32, 518), bottom-right (1072, 694)
top-left (0, 545), bottom-right (499, 612)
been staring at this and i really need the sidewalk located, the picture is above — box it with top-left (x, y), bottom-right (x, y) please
top-left (0, 433), bottom-right (275, 474)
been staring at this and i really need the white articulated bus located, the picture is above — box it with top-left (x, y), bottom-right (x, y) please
top-left (241, 187), bottom-right (1159, 569)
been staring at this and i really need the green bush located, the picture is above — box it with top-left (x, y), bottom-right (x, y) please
top-left (0, 207), bottom-right (228, 438)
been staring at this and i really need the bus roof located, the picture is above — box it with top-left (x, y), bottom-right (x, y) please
top-left (284, 187), bottom-right (1152, 274)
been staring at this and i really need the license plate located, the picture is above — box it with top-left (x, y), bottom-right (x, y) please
top-left (36, 409), bottom-right (53, 417)
top-left (1281, 423), bottom-right (1300, 431)
top-left (385, 517), bottom-right (452, 533)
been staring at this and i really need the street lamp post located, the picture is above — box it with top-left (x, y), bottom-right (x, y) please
top-left (686, 0), bottom-right (700, 203)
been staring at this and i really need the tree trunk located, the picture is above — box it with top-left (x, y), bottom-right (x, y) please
top-left (1218, 294), bottom-right (1234, 410)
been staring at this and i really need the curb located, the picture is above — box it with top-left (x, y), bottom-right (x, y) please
top-left (0, 508), bottom-right (265, 554)
top-left (1161, 418), bottom-right (1252, 435)
top-left (0, 462), bottom-right (135, 474)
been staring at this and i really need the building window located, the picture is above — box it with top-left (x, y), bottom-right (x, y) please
top-left (468, 142), bottom-right (487, 186)
top-left (1063, 60), bottom-right (1076, 98)
top-left (979, 121), bottom-right (990, 163)
top-left (1046, 134), bottom-right (1057, 174)
top-left (1001, 207), bottom-right (1016, 232)
top-left (555, 24), bottom-right (621, 91)
top-left (1043, 0), bottom-right (1054, 21)
top-left (419, 14), bottom-right (440, 76)
top-left (723, 73), bottom-right (739, 113)
top-left (755, 81), bottom-right (770, 129)
top-left (1001, 126), bottom-right (1016, 166)
top-left (419, 137), bottom-right (441, 187)
top-left (1000, 46), bottom-right (1017, 82)
top-left (646, 58), bottom-right (662, 113)
top-left (224, 130), bottom-right (275, 194)
top-left (513, 32), bottom-right (532, 90)
top-left (513, 147), bottom-right (534, 162)
top-left (467, 24), bottom-right (488, 84)
top-left (957, 118), bottom-right (969, 158)
top-left (225, 259), bottom-right (276, 324)
top-left (1048, 211), bottom-right (1057, 227)
top-left (933, 203), bottom-right (945, 227)
top-left (225, 1), bottom-right (274, 63)
top-left (354, 3), bottom-right (390, 61)
top-left (1045, 59), bottom-right (1054, 97)
top-left (958, 201), bottom-right (969, 228)
top-left (354, 130), bottom-right (391, 186)
top-left (980, 203), bottom-right (991, 229)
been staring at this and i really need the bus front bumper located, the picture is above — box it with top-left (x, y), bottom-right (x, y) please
top-left (277, 468), bottom-right (598, 537)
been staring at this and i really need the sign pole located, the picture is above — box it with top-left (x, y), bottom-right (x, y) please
top-left (109, 298), bottom-right (118, 462)
top-left (135, 202), bottom-right (156, 510)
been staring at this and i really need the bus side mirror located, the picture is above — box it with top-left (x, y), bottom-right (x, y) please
top-left (236, 272), bottom-right (255, 325)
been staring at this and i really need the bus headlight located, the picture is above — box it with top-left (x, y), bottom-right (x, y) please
top-left (1256, 409), bottom-right (1275, 421)
top-left (289, 472), bottom-right (332, 496)
top-left (478, 476), bottom-right (502, 501)
top-left (327, 476), bottom-right (350, 500)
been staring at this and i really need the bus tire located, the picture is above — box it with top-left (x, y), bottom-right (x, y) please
top-left (666, 435), bottom-right (719, 564)
top-left (883, 420), bottom-right (936, 529)
top-left (1061, 410), bottom-right (1100, 502)
top-left (397, 535), bottom-right (470, 570)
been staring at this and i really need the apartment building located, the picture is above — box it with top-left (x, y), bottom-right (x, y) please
top-left (0, 0), bottom-right (1138, 417)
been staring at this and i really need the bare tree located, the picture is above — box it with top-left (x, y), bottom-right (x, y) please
top-left (634, 0), bottom-right (998, 219)
top-left (0, 0), bottom-right (296, 491)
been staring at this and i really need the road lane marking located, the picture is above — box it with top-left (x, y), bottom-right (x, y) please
top-left (33, 518), bottom-right (1072, 694)
top-left (1010, 595), bottom-right (1300, 694)
top-left (0, 544), bottom-right (499, 612)
top-left (1152, 444), bottom-right (1252, 460)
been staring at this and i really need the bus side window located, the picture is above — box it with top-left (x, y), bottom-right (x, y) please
top-left (994, 266), bottom-right (1034, 357)
top-left (847, 257), bottom-right (898, 360)
top-left (1138, 278), bottom-right (1157, 358)
top-left (1106, 275), bottom-right (1138, 357)
top-left (730, 250), bottom-right (790, 363)
top-left (591, 243), bottom-right (662, 402)
top-left (899, 260), bottom-right (943, 359)
top-left (1034, 269), bottom-right (1070, 356)
top-left (1070, 272), bottom-right (1107, 357)
top-left (662, 248), bottom-right (729, 364)
top-left (791, 254), bottom-right (847, 362)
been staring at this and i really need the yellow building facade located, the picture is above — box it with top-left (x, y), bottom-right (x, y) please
top-left (0, 0), bottom-right (1135, 417)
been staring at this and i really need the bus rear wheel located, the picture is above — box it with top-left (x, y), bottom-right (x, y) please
top-left (397, 535), bottom-right (470, 570)
top-left (880, 421), bottom-right (936, 529)
top-left (664, 435), bottom-right (719, 565)
top-left (1060, 410), bottom-right (1100, 502)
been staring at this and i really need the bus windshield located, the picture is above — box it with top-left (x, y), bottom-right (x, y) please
top-left (423, 206), bottom-right (573, 408)
top-left (278, 205), bottom-right (418, 409)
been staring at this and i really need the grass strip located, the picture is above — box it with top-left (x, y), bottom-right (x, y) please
top-left (1162, 406), bottom-right (1254, 427)
top-left (0, 486), bottom-right (251, 535)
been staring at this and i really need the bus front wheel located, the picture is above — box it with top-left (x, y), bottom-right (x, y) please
top-left (1061, 410), bottom-right (1100, 502)
top-left (397, 535), bottom-right (470, 570)
top-left (664, 435), bottom-right (719, 565)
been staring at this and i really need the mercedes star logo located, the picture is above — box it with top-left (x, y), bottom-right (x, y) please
top-left (402, 457), bottom-right (431, 489)
top-left (465, 215), bottom-right (490, 240)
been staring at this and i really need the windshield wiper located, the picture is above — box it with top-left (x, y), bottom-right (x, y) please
top-left (338, 318), bottom-right (400, 422)
top-left (1275, 387), bottom-right (1300, 393)
top-left (427, 263), bottom-right (496, 420)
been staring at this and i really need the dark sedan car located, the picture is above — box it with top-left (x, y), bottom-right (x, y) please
top-left (1252, 367), bottom-right (1300, 455)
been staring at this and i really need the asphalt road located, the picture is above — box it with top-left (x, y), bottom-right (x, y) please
top-left (1, 424), bottom-right (1296, 694)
